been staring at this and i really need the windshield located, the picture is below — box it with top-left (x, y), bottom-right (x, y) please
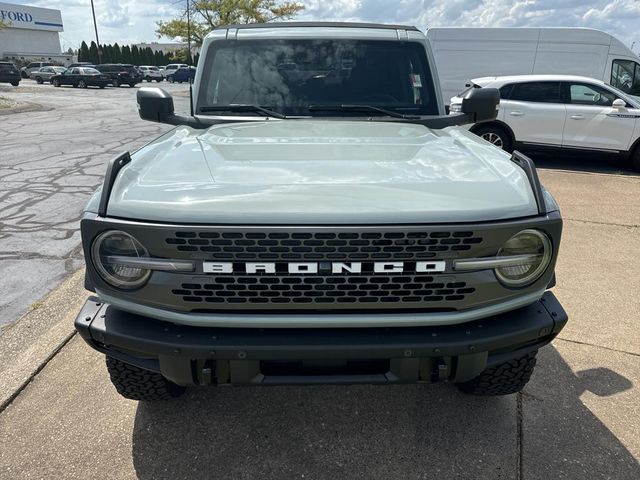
top-left (198, 39), bottom-right (438, 116)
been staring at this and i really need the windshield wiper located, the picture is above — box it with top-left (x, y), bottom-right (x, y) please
top-left (307, 104), bottom-right (420, 120)
top-left (199, 104), bottom-right (287, 119)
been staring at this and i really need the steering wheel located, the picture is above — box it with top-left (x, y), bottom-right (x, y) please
top-left (361, 94), bottom-right (400, 103)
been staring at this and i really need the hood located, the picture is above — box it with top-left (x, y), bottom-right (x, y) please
top-left (103, 120), bottom-right (537, 224)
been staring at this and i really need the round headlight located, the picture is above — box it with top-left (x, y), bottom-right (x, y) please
top-left (495, 229), bottom-right (552, 287)
top-left (91, 230), bottom-right (151, 289)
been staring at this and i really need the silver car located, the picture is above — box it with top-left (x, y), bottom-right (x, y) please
top-left (30, 66), bottom-right (67, 84)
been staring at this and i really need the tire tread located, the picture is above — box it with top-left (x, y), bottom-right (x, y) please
top-left (456, 351), bottom-right (537, 396)
top-left (105, 356), bottom-right (185, 401)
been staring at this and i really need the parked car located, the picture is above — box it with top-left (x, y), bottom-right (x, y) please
top-left (51, 67), bottom-right (110, 89)
top-left (94, 64), bottom-right (142, 87)
top-left (163, 63), bottom-right (188, 78)
top-left (139, 66), bottom-right (163, 82)
top-left (428, 27), bottom-right (640, 105)
top-left (167, 66), bottom-right (196, 83)
top-left (67, 62), bottom-right (95, 69)
top-left (450, 74), bottom-right (640, 170)
top-left (20, 61), bottom-right (55, 78)
top-left (0, 62), bottom-right (21, 86)
top-left (30, 66), bottom-right (67, 84)
top-left (75, 22), bottom-right (568, 401)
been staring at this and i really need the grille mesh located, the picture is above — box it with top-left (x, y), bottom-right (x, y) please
top-left (171, 275), bottom-right (475, 306)
top-left (165, 230), bottom-right (483, 261)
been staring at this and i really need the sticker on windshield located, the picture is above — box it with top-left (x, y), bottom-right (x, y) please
top-left (410, 74), bottom-right (423, 88)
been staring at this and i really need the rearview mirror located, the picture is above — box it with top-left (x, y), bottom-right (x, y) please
top-left (137, 87), bottom-right (175, 123)
top-left (461, 87), bottom-right (500, 123)
top-left (613, 98), bottom-right (626, 109)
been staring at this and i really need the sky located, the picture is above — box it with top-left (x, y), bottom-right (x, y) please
top-left (3, 0), bottom-right (640, 53)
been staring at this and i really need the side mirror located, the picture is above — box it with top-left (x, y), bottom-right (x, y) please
top-left (137, 87), bottom-right (175, 123)
top-left (461, 87), bottom-right (500, 123)
top-left (613, 98), bottom-right (626, 109)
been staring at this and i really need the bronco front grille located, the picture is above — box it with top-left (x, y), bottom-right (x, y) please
top-left (165, 230), bottom-right (483, 261)
top-left (171, 275), bottom-right (476, 306)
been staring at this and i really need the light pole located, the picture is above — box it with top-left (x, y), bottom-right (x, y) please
top-left (90, 0), bottom-right (102, 64)
top-left (187, 0), bottom-right (191, 65)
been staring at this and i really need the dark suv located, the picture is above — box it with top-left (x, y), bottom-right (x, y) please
top-left (0, 62), bottom-right (21, 86)
top-left (95, 64), bottom-right (142, 87)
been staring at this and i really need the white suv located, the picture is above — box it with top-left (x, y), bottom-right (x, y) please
top-left (450, 74), bottom-right (640, 170)
top-left (138, 66), bottom-right (163, 82)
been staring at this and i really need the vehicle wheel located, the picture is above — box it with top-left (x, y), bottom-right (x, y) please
top-left (168, 77), bottom-right (174, 83)
top-left (99, 85), bottom-right (105, 89)
top-left (52, 79), bottom-right (60, 87)
top-left (21, 71), bottom-right (28, 79)
top-left (129, 83), bottom-right (136, 88)
top-left (112, 78), bottom-right (120, 87)
top-left (474, 124), bottom-right (513, 152)
top-left (629, 146), bottom-right (640, 171)
top-left (456, 351), bottom-right (537, 396)
top-left (105, 356), bottom-right (186, 401)
top-left (78, 80), bottom-right (87, 89)
top-left (11, 81), bottom-right (19, 87)
top-left (36, 77), bottom-right (43, 84)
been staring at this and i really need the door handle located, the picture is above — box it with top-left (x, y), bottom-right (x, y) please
top-left (570, 115), bottom-right (584, 120)
top-left (509, 111), bottom-right (524, 116)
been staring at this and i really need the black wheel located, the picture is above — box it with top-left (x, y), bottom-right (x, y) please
top-left (456, 351), bottom-right (537, 396)
top-left (99, 85), bottom-right (105, 89)
top-left (630, 146), bottom-right (640, 172)
top-left (105, 356), bottom-right (186, 401)
top-left (168, 76), bottom-right (174, 83)
top-left (474, 124), bottom-right (513, 152)
top-left (11, 81), bottom-right (19, 87)
top-left (52, 79), bottom-right (60, 87)
top-left (112, 78), bottom-right (120, 87)
top-left (129, 83), bottom-right (136, 88)
top-left (36, 77), bottom-right (43, 84)
top-left (21, 71), bottom-right (28, 79)
top-left (78, 80), bottom-right (87, 89)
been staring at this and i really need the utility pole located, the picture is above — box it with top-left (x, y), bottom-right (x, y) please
top-left (187, 0), bottom-right (191, 65)
top-left (90, 0), bottom-right (102, 64)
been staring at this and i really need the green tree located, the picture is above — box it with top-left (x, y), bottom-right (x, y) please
top-left (89, 41), bottom-right (99, 64)
top-left (156, 0), bottom-right (304, 46)
top-left (113, 43), bottom-right (122, 63)
top-left (121, 45), bottom-right (132, 64)
top-left (131, 45), bottom-right (141, 65)
top-left (78, 41), bottom-right (90, 62)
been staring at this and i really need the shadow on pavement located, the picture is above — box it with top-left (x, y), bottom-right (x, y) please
top-left (522, 149), bottom-right (639, 176)
top-left (131, 346), bottom-right (638, 480)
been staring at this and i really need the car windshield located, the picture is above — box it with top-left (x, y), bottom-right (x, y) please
top-left (197, 39), bottom-right (438, 116)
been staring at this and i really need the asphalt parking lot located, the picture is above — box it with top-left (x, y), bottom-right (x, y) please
top-left (0, 81), bottom-right (639, 479)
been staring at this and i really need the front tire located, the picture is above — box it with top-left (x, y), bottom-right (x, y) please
top-left (474, 124), bottom-right (513, 152)
top-left (456, 351), bottom-right (537, 396)
top-left (11, 81), bottom-right (19, 87)
top-left (36, 77), bottom-right (43, 84)
top-left (52, 79), bottom-right (60, 87)
top-left (106, 356), bottom-right (186, 401)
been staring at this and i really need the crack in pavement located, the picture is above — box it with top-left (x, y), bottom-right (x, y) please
top-left (555, 337), bottom-right (640, 357)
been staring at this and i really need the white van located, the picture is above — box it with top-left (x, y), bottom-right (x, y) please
top-left (427, 27), bottom-right (640, 104)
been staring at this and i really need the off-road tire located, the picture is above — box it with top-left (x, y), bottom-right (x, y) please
top-left (106, 356), bottom-right (186, 401)
top-left (473, 124), bottom-right (513, 152)
top-left (456, 351), bottom-right (537, 396)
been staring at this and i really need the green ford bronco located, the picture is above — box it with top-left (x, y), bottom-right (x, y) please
top-left (74, 22), bottom-right (567, 400)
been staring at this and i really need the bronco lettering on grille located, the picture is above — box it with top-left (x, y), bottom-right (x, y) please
top-left (202, 261), bottom-right (446, 274)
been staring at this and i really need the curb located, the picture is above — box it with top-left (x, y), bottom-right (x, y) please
top-left (0, 269), bottom-right (88, 412)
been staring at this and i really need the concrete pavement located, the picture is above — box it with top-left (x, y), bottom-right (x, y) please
top-left (0, 83), bottom-right (639, 479)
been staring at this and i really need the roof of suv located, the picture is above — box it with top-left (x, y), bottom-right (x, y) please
top-left (471, 74), bottom-right (610, 88)
top-left (215, 21), bottom-right (420, 31)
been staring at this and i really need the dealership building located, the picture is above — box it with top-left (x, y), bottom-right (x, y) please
top-left (0, 2), bottom-right (72, 64)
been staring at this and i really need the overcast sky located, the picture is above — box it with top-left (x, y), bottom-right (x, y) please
top-left (4, 0), bottom-right (640, 52)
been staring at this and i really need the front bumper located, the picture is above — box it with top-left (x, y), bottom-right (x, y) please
top-left (75, 292), bottom-right (567, 386)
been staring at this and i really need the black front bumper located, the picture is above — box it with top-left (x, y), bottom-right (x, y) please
top-left (75, 292), bottom-right (567, 386)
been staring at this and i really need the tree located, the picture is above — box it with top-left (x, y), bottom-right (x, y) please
top-left (156, 0), bottom-right (304, 46)
top-left (89, 41), bottom-right (99, 64)
top-left (78, 41), bottom-right (90, 62)
top-left (113, 43), bottom-right (122, 63)
top-left (131, 45), bottom-right (141, 66)
top-left (121, 45), bottom-right (132, 64)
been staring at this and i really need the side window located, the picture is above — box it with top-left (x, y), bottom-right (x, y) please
top-left (568, 83), bottom-right (617, 107)
top-left (510, 82), bottom-right (562, 103)
top-left (499, 84), bottom-right (513, 100)
top-left (27, 63), bottom-right (37, 69)
top-left (71, 68), bottom-right (80, 75)
top-left (611, 59), bottom-right (640, 96)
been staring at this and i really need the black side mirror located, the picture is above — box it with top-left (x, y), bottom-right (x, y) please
top-left (137, 87), bottom-right (175, 123)
top-left (461, 87), bottom-right (500, 123)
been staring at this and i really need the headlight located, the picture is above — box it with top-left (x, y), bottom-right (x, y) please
top-left (495, 229), bottom-right (552, 287)
top-left (91, 230), bottom-right (151, 289)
